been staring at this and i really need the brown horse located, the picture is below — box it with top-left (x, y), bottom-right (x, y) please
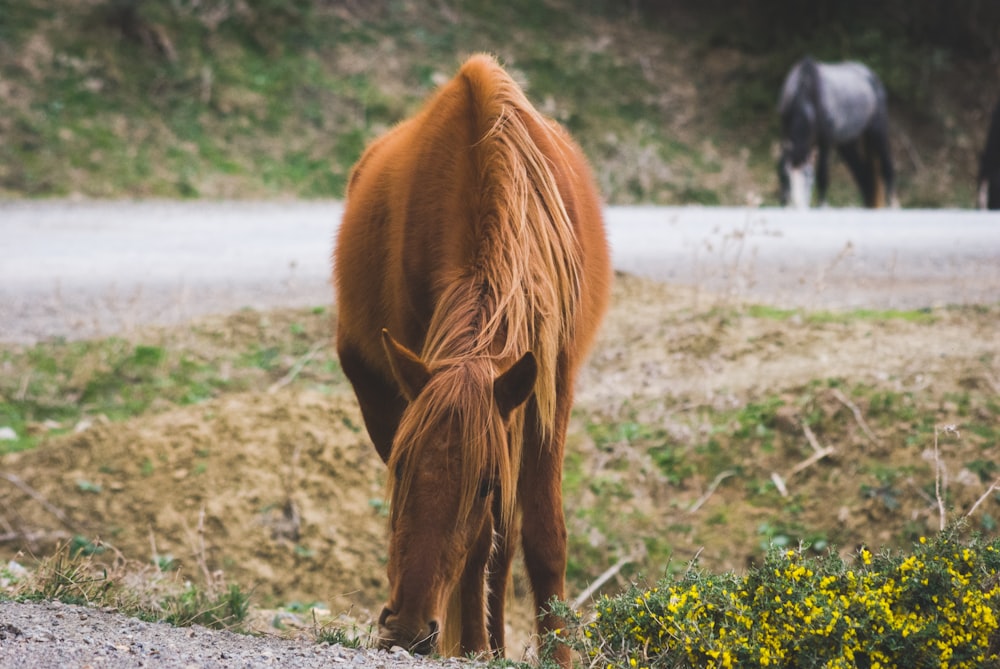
top-left (333, 54), bottom-right (611, 663)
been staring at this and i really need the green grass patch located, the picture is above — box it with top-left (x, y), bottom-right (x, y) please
top-left (0, 307), bottom-right (345, 454)
top-left (8, 540), bottom-right (253, 632)
top-left (744, 304), bottom-right (937, 324)
top-left (807, 307), bottom-right (937, 325)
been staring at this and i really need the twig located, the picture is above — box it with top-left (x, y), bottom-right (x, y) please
top-left (0, 472), bottom-right (80, 533)
top-left (789, 446), bottom-right (836, 477)
top-left (196, 507), bottom-right (214, 589)
top-left (802, 423), bottom-right (823, 453)
top-left (907, 478), bottom-right (936, 506)
top-left (787, 422), bottom-right (836, 478)
top-left (688, 470), bottom-right (736, 513)
top-left (149, 526), bottom-right (164, 573)
top-left (17, 371), bottom-right (32, 402)
top-left (571, 554), bottom-right (634, 609)
top-left (933, 426), bottom-right (953, 532)
top-left (771, 472), bottom-right (788, 497)
top-left (267, 340), bottom-right (325, 394)
top-left (183, 507), bottom-right (217, 594)
top-left (965, 476), bottom-right (1000, 520)
top-left (830, 388), bottom-right (878, 443)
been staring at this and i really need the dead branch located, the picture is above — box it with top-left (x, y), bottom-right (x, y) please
top-left (571, 554), bottom-right (635, 610)
top-left (831, 388), bottom-right (878, 443)
top-left (802, 423), bottom-right (823, 453)
top-left (0, 472), bottom-right (81, 533)
top-left (965, 476), bottom-right (1000, 520)
top-left (688, 470), bottom-right (736, 513)
top-left (195, 507), bottom-right (214, 590)
top-left (790, 423), bottom-right (836, 477)
top-left (182, 507), bottom-right (218, 594)
top-left (934, 425), bottom-right (960, 532)
top-left (17, 371), bottom-right (32, 402)
top-left (771, 472), bottom-right (788, 497)
top-left (789, 446), bottom-right (836, 477)
top-left (267, 340), bottom-right (325, 394)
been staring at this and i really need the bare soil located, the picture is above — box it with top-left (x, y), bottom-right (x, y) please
top-left (1, 273), bottom-right (999, 659)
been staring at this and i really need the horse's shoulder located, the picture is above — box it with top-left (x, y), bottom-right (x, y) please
top-left (346, 120), bottom-right (413, 198)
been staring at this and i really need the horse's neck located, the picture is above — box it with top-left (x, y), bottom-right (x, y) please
top-left (422, 278), bottom-right (505, 364)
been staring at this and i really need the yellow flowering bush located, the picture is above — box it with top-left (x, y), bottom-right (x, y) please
top-left (554, 528), bottom-right (1000, 668)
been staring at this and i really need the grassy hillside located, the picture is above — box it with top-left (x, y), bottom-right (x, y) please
top-left (0, 0), bottom-right (996, 206)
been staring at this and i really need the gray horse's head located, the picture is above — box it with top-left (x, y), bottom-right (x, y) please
top-left (777, 59), bottom-right (820, 208)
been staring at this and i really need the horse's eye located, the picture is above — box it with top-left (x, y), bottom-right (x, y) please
top-left (478, 480), bottom-right (494, 499)
top-left (394, 461), bottom-right (403, 481)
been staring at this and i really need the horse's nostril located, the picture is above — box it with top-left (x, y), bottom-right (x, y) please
top-left (427, 620), bottom-right (439, 637)
top-left (378, 607), bottom-right (394, 627)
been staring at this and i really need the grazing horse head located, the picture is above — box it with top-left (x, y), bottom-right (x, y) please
top-left (778, 57), bottom-right (821, 208)
top-left (375, 329), bottom-right (536, 654)
top-left (778, 56), bottom-right (896, 208)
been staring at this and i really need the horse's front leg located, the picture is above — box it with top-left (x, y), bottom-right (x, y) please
top-left (870, 126), bottom-right (897, 207)
top-left (337, 343), bottom-right (406, 463)
top-left (457, 513), bottom-right (494, 655)
top-left (486, 493), bottom-right (517, 655)
top-left (519, 401), bottom-right (572, 667)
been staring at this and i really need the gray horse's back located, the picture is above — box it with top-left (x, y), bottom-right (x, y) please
top-left (779, 59), bottom-right (883, 143)
top-left (816, 62), bottom-right (882, 141)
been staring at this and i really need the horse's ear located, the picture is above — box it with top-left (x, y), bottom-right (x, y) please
top-left (381, 329), bottom-right (430, 402)
top-left (494, 352), bottom-right (537, 419)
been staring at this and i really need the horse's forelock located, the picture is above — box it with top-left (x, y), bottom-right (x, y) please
top-left (387, 361), bottom-right (517, 529)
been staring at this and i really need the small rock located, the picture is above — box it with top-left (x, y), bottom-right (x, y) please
top-left (0, 426), bottom-right (17, 441)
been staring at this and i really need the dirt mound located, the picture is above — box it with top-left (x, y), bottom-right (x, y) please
top-left (2, 390), bottom-right (389, 614)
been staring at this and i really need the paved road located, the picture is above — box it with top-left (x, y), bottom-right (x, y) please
top-left (2, 200), bottom-right (998, 343)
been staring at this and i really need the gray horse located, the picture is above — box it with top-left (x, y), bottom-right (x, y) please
top-left (778, 57), bottom-right (896, 208)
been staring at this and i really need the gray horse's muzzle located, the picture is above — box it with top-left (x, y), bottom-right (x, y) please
top-left (783, 159), bottom-right (814, 209)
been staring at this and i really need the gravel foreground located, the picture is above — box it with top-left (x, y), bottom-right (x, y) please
top-left (0, 600), bottom-right (486, 669)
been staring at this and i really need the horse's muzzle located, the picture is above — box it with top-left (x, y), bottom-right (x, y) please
top-left (377, 607), bottom-right (439, 655)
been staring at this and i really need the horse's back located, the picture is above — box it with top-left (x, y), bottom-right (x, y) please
top-left (335, 54), bottom-right (610, 378)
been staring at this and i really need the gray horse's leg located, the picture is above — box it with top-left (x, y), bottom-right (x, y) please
top-left (868, 125), bottom-right (896, 207)
top-left (815, 142), bottom-right (831, 206)
top-left (836, 140), bottom-right (875, 207)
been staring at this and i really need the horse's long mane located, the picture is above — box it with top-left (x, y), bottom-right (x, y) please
top-left (388, 54), bottom-right (582, 531)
